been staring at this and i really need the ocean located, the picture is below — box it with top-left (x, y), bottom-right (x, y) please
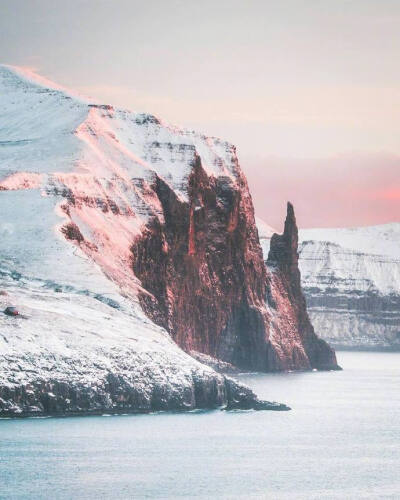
top-left (1, 351), bottom-right (399, 499)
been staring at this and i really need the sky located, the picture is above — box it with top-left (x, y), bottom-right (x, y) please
top-left (1, 0), bottom-right (399, 229)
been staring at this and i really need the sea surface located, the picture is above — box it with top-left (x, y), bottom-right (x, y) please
top-left (1, 351), bottom-right (399, 499)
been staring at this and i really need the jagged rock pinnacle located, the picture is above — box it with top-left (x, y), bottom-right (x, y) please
top-left (265, 202), bottom-right (340, 371)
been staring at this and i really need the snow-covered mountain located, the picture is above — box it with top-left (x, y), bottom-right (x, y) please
top-left (258, 220), bottom-right (400, 349)
top-left (0, 65), bottom-right (337, 415)
top-left (299, 223), bottom-right (400, 349)
top-left (1, 64), bottom-right (293, 415)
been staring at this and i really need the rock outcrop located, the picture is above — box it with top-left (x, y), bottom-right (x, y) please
top-left (261, 204), bottom-right (340, 370)
top-left (132, 155), bottom-right (272, 371)
top-left (132, 176), bottom-right (339, 371)
top-left (0, 368), bottom-right (289, 417)
top-left (0, 372), bottom-right (289, 417)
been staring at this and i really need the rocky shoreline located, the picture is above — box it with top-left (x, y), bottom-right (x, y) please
top-left (0, 374), bottom-right (290, 418)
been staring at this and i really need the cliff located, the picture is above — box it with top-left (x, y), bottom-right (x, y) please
top-left (298, 223), bottom-right (400, 350)
top-left (0, 194), bottom-right (286, 416)
top-left (132, 154), bottom-right (272, 370)
top-left (263, 203), bottom-right (339, 370)
top-left (131, 172), bottom-right (339, 371)
top-left (0, 65), bottom-right (337, 416)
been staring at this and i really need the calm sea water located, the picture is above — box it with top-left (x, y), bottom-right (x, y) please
top-left (1, 352), bottom-right (399, 500)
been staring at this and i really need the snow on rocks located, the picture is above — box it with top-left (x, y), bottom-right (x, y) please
top-left (0, 248), bottom-right (286, 416)
top-left (0, 64), bottom-right (287, 415)
top-left (298, 223), bottom-right (400, 349)
top-left (0, 64), bottom-right (241, 302)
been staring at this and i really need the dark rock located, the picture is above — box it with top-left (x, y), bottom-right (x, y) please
top-left (224, 378), bottom-right (290, 411)
top-left (61, 222), bottom-right (84, 243)
top-left (131, 154), bottom-right (339, 372)
top-left (266, 203), bottom-right (340, 370)
top-left (132, 155), bottom-right (272, 371)
top-left (4, 306), bottom-right (19, 316)
top-left (0, 373), bottom-right (289, 417)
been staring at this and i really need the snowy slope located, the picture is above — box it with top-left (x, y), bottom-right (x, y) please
top-left (0, 65), bottom-right (285, 415)
top-left (0, 64), bottom-right (240, 297)
top-left (300, 223), bottom-right (400, 260)
top-left (299, 224), bottom-right (400, 349)
top-left (300, 225), bottom-right (400, 297)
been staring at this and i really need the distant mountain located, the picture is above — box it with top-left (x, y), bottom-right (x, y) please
top-left (299, 223), bottom-right (400, 350)
top-left (258, 220), bottom-right (400, 350)
top-left (0, 65), bottom-right (336, 416)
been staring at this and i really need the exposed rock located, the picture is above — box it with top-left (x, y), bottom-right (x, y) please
top-left (264, 203), bottom-right (340, 370)
top-left (132, 167), bottom-right (338, 371)
top-left (224, 378), bottom-right (290, 411)
top-left (132, 156), bottom-right (272, 371)
top-left (0, 376), bottom-right (279, 417)
top-left (61, 222), bottom-right (84, 243)
top-left (4, 305), bottom-right (19, 316)
top-left (0, 365), bottom-right (289, 417)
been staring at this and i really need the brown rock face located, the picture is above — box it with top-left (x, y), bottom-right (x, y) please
top-left (132, 155), bottom-right (339, 372)
top-left (133, 155), bottom-right (274, 370)
top-left (266, 203), bottom-right (340, 370)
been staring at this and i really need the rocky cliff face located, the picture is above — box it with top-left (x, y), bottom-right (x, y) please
top-left (263, 204), bottom-right (339, 370)
top-left (298, 224), bottom-right (400, 350)
top-left (132, 154), bottom-right (272, 370)
top-left (131, 164), bottom-right (340, 371)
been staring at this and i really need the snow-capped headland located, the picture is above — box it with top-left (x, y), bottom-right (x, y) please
top-left (0, 65), bottom-right (337, 416)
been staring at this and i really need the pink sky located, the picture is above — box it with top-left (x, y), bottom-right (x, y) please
top-left (242, 152), bottom-right (400, 230)
top-left (1, 0), bottom-right (399, 229)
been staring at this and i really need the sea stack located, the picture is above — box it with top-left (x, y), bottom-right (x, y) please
top-left (265, 203), bottom-right (340, 370)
